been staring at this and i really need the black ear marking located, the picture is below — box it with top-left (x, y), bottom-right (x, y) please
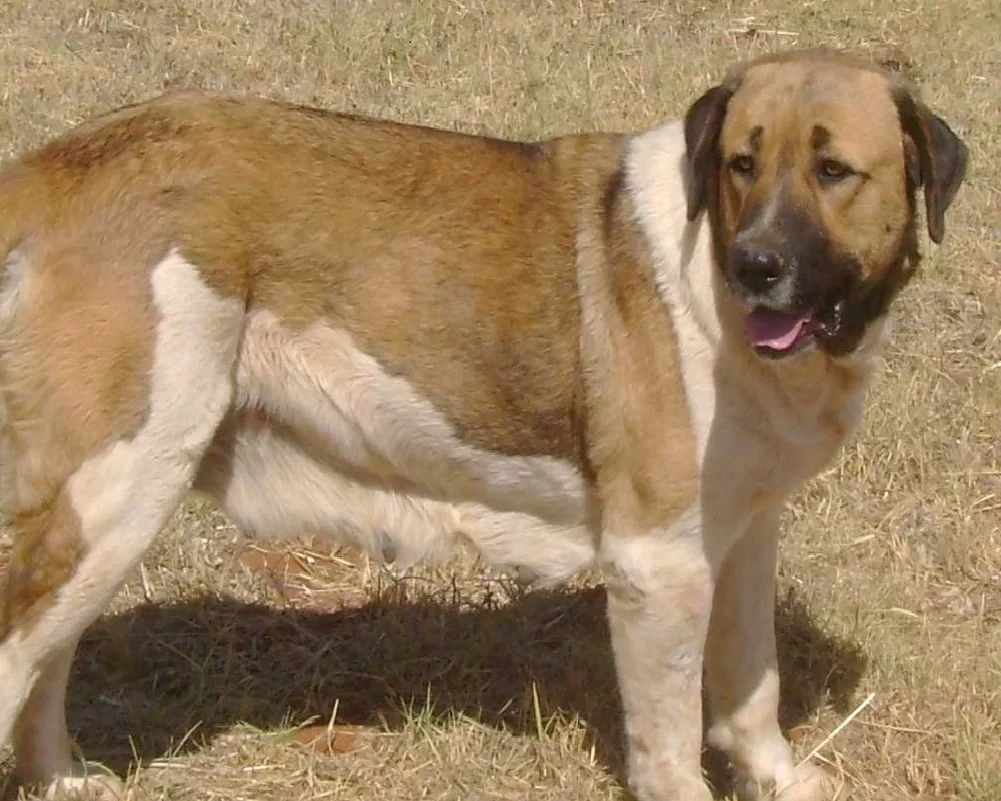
top-left (892, 87), bottom-right (969, 244)
top-left (683, 83), bottom-right (735, 222)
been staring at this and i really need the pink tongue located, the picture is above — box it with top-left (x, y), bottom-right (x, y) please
top-left (745, 308), bottom-right (811, 350)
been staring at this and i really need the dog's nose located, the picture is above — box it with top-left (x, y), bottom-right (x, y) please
top-left (733, 247), bottom-right (785, 295)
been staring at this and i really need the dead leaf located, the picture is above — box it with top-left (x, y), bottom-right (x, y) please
top-left (292, 724), bottom-right (371, 755)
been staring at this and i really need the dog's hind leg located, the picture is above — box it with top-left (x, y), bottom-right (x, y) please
top-left (0, 249), bottom-right (243, 797)
top-left (9, 641), bottom-right (79, 794)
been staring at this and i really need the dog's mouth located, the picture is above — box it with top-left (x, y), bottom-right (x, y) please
top-left (744, 307), bottom-right (817, 358)
top-left (744, 299), bottom-right (848, 359)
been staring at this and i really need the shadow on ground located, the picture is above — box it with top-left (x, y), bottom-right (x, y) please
top-left (69, 584), bottom-right (866, 794)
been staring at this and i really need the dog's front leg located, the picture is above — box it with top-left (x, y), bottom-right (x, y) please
top-left (602, 511), bottom-right (715, 801)
top-left (705, 504), bottom-right (841, 801)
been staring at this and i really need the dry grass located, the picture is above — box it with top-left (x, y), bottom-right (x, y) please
top-left (1, 1), bottom-right (999, 799)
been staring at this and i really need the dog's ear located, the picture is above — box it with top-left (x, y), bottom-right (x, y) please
top-left (892, 86), bottom-right (968, 244)
top-left (684, 82), bottom-right (735, 222)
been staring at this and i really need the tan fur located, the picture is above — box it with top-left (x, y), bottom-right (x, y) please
top-left (576, 159), bottom-right (699, 534)
top-left (718, 56), bottom-right (913, 284)
top-left (0, 495), bottom-right (83, 641)
top-left (25, 94), bottom-right (590, 462)
top-left (0, 49), bottom-right (966, 801)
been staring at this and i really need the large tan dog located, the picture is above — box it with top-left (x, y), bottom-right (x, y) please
top-left (0, 48), bottom-right (966, 800)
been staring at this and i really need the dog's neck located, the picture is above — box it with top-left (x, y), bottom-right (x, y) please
top-left (713, 270), bottom-right (890, 441)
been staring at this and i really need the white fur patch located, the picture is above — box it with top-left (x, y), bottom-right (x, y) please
top-left (198, 420), bottom-right (461, 568)
top-left (0, 631), bottom-right (32, 756)
top-left (455, 502), bottom-right (595, 587)
top-left (224, 310), bottom-right (596, 581)
top-left (0, 248), bottom-right (30, 515)
top-left (0, 248), bottom-right (28, 325)
top-left (196, 420), bottom-right (597, 585)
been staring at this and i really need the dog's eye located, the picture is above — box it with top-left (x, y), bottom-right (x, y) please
top-left (818, 159), bottom-right (854, 182)
top-left (729, 154), bottom-right (755, 178)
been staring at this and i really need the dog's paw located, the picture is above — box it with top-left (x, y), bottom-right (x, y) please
top-left (773, 761), bottom-right (849, 801)
top-left (628, 771), bottom-right (715, 801)
top-left (41, 763), bottom-right (126, 801)
top-left (734, 761), bottom-right (848, 801)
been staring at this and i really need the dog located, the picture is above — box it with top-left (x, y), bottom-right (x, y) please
top-left (0, 48), bottom-right (966, 801)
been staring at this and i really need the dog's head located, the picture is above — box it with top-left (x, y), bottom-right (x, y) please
top-left (684, 48), bottom-right (968, 360)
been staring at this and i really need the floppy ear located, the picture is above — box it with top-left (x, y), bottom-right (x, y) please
top-left (683, 83), bottom-right (734, 221)
top-left (892, 87), bottom-right (968, 244)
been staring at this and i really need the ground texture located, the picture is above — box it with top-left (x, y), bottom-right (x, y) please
top-left (1, 1), bottom-right (999, 799)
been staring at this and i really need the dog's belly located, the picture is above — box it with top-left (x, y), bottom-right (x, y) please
top-left (194, 310), bottom-right (598, 584)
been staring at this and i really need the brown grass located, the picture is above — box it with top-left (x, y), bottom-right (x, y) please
top-left (1, 1), bottom-right (999, 799)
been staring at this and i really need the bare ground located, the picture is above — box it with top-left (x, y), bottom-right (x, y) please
top-left (0, 1), bottom-right (999, 799)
